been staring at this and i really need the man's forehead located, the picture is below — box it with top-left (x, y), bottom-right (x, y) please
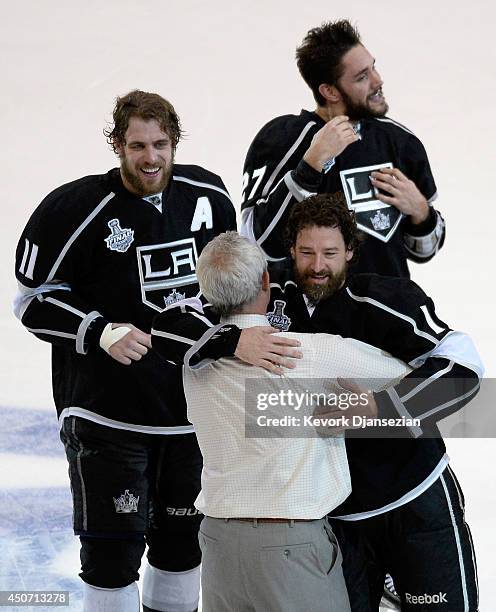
top-left (296, 224), bottom-right (344, 244)
top-left (125, 117), bottom-right (170, 141)
top-left (340, 44), bottom-right (374, 76)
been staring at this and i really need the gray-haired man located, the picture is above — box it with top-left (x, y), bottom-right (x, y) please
top-left (155, 231), bottom-right (410, 612)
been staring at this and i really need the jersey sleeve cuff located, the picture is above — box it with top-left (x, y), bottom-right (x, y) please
top-left (293, 160), bottom-right (322, 191)
top-left (403, 206), bottom-right (437, 236)
top-left (83, 315), bottom-right (111, 353)
top-left (375, 388), bottom-right (423, 438)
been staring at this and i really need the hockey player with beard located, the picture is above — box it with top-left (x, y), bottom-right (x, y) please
top-left (151, 194), bottom-right (482, 611)
top-left (241, 19), bottom-right (445, 278)
top-left (14, 90), bottom-right (236, 612)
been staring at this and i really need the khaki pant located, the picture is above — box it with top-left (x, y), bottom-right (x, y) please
top-left (199, 516), bottom-right (351, 612)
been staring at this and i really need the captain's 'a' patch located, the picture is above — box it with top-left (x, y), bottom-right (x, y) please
top-left (137, 238), bottom-right (199, 312)
top-left (340, 162), bottom-right (403, 243)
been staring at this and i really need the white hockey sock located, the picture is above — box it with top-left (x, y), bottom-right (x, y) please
top-left (82, 581), bottom-right (140, 612)
top-left (142, 563), bottom-right (200, 612)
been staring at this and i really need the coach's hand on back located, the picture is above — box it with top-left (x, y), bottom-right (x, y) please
top-left (235, 326), bottom-right (303, 375)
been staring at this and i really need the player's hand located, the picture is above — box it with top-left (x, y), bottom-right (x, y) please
top-left (106, 323), bottom-right (152, 366)
top-left (235, 326), bottom-right (303, 375)
top-left (303, 116), bottom-right (359, 172)
top-left (370, 167), bottom-right (429, 224)
top-left (313, 378), bottom-right (377, 435)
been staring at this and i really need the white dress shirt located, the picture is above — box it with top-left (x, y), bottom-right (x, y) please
top-left (183, 314), bottom-right (410, 519)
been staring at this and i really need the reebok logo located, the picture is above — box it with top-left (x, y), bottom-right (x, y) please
top-left (405, 592), bottom-right (448, 604)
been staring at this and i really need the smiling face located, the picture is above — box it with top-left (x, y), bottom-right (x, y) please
top-left (336, 44), bottom-right (388, 120)
top-left (291, 225), bottom-right (354, 304)
top-left (115, 117), bottom-right (174, 196)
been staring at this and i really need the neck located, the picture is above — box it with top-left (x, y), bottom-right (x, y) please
top-left (234, 292), bottom-right (270, 316)
top-left (314, 102), bottom-right (347, 123)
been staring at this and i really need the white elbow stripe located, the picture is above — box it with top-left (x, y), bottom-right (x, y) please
top-left (240, 206), bottom-right (256, 242)
top-left (404, 212), bottom-right (445, 258)
top-left (386, 388), bottom-right (423, 438)
top-left (429, 331), bottom-right (484, 378)
top-left (76, 311), bottom-right (102, 355)
top-left (99, 323), bottom-right (132, 353)
top-left (283, 172), bottom-right (316, 202)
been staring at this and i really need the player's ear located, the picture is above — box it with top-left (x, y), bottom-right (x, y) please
top-left (290, 245), bottom-right (296, 260)
top-left (113, 139), bottom-right (124, 156)
top-left (318, 83), bottom-right (341, 104)
top-left (261, 270), bottom-right (270, 291)
top-left (345, 248), bottom-right (354, 262)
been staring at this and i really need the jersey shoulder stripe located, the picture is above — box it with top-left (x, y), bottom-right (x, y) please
top-left (47, 191), bottom-right (115, 282)
top-left (374, 117), bottom-right (415, 136)
top-left (261, 120), bottom-right (318, 197)
top-left (173, 176), bottom-right (231, 201)
top-left (172, 164), bottom-right (232, 202)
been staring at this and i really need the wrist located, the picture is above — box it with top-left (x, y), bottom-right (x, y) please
top-left (294, 160), bottom-right (322, 189)
top-left (409, 199), bottom-right (430, 225)
top-left (404, 206), bottom-right (437, 235)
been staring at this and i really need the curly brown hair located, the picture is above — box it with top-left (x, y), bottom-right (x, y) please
top-left (285, 193), bottom-right (362, 264)
top-left (104, 90), bottom-right (183, 153)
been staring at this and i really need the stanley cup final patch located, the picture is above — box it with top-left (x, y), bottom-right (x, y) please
top-left (339, 162), bottom-right (403, 242)
top-left (113, 489), bottom-right (139, 513)
top-left (266, 300), bottom-right (291, 331)
top-left (105, 219), bottom-right (135, 252)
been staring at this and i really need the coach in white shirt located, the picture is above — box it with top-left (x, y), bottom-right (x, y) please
top-left (184, 232), bottom-right (409, 612)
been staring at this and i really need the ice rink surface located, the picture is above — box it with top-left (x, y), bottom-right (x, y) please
top-left (2, 1), bottom-right (495, 609)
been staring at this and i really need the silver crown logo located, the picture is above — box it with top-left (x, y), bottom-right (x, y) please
top-left (164, 289), bottom-right (186, 307)
top-left (371, 210), bottom-right (391, 231)
top-left (113, 490), bottom-right (139, 513)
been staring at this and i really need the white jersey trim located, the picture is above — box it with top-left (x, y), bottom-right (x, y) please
top-left (346, 288), bottom-right (440, 346)
top-left (375, 117), bottom-right (415, 136)
top-left (152, 329), bottom-right (196, 346)
top-left (284, 172), bottom-right (316, 202)
top-left (76, 311), bottom-right (102, 355)
top-left (13, 280), bottom-right (71, 320)
top-left (59, 407), bottom-right (195, 435)
top-left (47, 192), bottom-right (115, 282)
top-left (44, 296), bottom-right (86, 318)
top-left (418, 382), bottom-right (480, 423)
top-left (400, 360), bottom-right (454, 403)
top-left (257, 190), bottom-right (293, 247)
top-left (429, 331), bottom-right (484, 377)
top-left (333, 455), bottom-right (449, 521)
top-left (27, 328), bottom-right (77, 340)
top-left (440, 473), bottom-right (469, 610)
top-left (261, 120), bottom-right (317, 197)
top-left (386, 387), bottom-right (423, 438)
top-left (172, 176), bottom-right (231, 201)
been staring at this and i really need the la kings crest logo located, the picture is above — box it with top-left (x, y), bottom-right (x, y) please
top-left (340, 162), bottom-right (402, 242)
top-left (266, 300), bottom-right (291, 331)
top-left (137, 238), bottom-right (199, 312)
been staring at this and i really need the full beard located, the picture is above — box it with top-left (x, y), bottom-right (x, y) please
top-left (120, 156), bottom-right (173, 197)
top-left (295, 266), bottom-right (348, 306)
top-left (338, 87), bottom-right (389, 122)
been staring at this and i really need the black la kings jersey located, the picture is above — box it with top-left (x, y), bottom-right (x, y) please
top-left (14, 165), bottom-right (236, 431)
top-left (151, 265), bottom-right (483, 516)
top-left (241, 110), bottom-right (446, 278)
